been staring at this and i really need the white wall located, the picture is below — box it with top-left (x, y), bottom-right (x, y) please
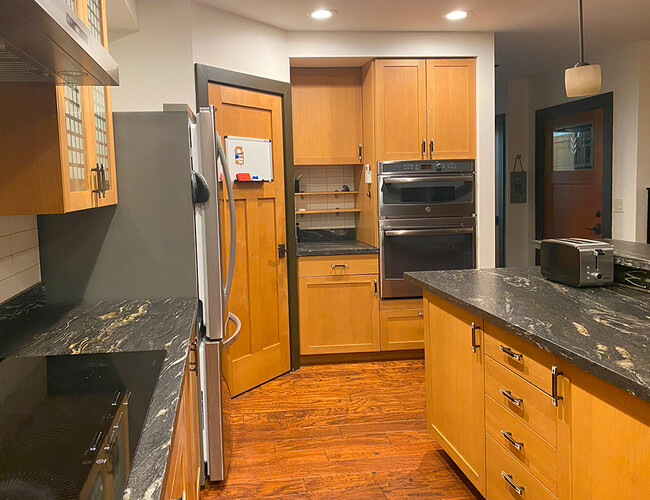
top-left (505, 41), bottom-right (650, 265)
top-left (109, 0), bottom-right (195, 111)
top-left (636, 42), bottom-right (650, 242)
top-left (191, 4), bottom-right (289, 82)
top-left (287, 31), bottom-right (496, 268)
top-left (0, 216), bottom-right (41, 304)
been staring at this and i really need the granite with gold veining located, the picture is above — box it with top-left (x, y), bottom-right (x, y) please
top-left (0, 297), bottom-right (197, 500)
top-left (405, 267), bottom-right (650, 404)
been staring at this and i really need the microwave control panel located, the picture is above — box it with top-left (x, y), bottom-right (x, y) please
top-left (378, 160), bottom-right (474, 174)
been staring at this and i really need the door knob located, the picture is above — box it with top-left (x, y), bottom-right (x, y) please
top-left (585, 223), bottom-right (602, 235)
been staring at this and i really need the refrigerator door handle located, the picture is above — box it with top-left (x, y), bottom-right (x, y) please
top-left (222, 312), bottom-right (242, 350)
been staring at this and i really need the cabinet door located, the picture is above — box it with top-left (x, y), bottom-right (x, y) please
top-left (379, 299), bottom-right (424, 351)
top-left (375, 59), bottom-right (427, 161)
top-left (426, 59), bottom-right (476, 159)
top-left (56, 84), bottom-right (95, 212)
top-left (560, 362), bottom-right (650, 499)
top-left (299, 275), bottom-right (380, 355)
top-left (85, 0), bottom-right (118, 207)
top-left (291, 68), bottom-right (363, 165)
top-left (424, 292), bottom-right (485, 495)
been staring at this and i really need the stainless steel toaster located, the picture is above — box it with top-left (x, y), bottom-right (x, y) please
top-left (540, 238), bottom-right (614, 287)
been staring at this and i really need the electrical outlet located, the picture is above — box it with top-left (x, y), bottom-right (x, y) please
top-left (614, 198), bottom-right (625, 213)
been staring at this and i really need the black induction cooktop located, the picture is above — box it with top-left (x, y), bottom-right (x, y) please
top-left (0, 350), bottom-right (166, 500)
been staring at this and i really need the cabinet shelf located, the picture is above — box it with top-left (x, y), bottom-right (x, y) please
top-left (296, 209), bottom-right (361, 215)
top-left (295, 191), bottom-right (359, 196)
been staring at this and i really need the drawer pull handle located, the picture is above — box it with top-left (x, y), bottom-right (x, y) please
top-left (501, 471), bottom-right (525, 495)
top-left (499, 345), bottom-right (523, 361)
top-left (500, 430), bottom-right (524, 451)
top-left (331, 264), bottom-right (349, 269)
top-left (551, 365), bottom-right (564, 406)
top-left (470, 322), bottom-right (480, 353)
top-left (500, 388), bottom-right (523, 407)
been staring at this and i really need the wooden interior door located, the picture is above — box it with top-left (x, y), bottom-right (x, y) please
top-left (426, 58), bottom-right (476, 159)
top-left (374, 59), bottom-right (427, 161)
top-left (210, 84), bottom-right (290, 396)
top-left (543, 109), bottom-right (604, 238)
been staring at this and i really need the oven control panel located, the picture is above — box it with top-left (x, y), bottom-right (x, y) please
top-left (379, 160), bottom-right (474, 174)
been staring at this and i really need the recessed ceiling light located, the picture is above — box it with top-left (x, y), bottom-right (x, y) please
top-left (310, 9), bottom-right (336, 19)
top-left (444, 10), bottom-right (471, 21)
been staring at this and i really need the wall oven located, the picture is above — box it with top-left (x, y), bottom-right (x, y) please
top-left (378, 160), bottom-right (476, 298)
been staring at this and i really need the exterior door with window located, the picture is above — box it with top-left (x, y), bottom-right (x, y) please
top-left (543, 108), bottom-right (604, 239)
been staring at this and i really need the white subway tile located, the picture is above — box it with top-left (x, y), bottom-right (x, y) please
top-left (0, 276), bottom-right (17, 304)
top-left (0, 217), bottom-right (11, 237)
top-left (12, 247), bottom-right (40, 274)
top-left (10, 229), bottom-right (38, 254)
top-left (0, 236), bottom-right (11, 259)
top-left (9, 215), bottom-right (37, 233)
top-left (14, 265), bottom-right (40, 292)
top-left (0, 256), bottom-right (13, 282)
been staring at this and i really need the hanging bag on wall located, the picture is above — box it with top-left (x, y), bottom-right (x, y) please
top-left (510, 154), bottom-right (527, 204)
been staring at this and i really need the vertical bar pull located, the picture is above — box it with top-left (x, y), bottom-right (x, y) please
top-left (471, 321), bottom-right (480, 353)
top-left (430, 138), bottom-right (434, 156)
top-left (421, 138), bottom-right (426, 157)
top-left (374, 279), bottom-right (378, 297)
top-left (358, 144), bottom-right (363, 160)
top-left (551, 365), bottom-right (563, 406)
top-left (92, 164), bottom-right (101, 195)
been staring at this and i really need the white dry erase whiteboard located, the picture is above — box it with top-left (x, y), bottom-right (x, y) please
top-left (223, 136), bottom-right (273, 182)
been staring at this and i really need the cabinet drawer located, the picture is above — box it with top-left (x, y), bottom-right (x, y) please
top-left (299, 254), bottom-right (378, 277)
top-left (485, 323), bottom-right (557, 394)
top-left (485, 356), bottom-right (557, 446)
top-left (486, 394), bottom-right (558, 494)
top-left (487, 434), bottom-right (556, 500)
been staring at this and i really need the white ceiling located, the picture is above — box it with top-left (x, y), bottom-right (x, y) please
top-left (198, 0), bottom-right (650, 80)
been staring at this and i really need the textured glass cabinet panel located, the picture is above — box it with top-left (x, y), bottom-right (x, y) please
top-left (63, 84), bottom-right (87, 192)
top-left (552, 123), bottom-right (594, 171)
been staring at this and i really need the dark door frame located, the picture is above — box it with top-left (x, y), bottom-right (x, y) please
top-left (495, 113), bottom-right (506, 267)
top-left (535, 92), bottom-right (613, 241)
top-left (194, 63), bottom-right (300, 371)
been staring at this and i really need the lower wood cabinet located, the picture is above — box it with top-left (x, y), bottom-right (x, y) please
top-left (424, 292), bottom-right (486, 496)
top-left (161, 332), bottom-right (201, 500)
top-left (424, 293), bottom-right (650, 499)
top-left (379, 298), bottom-right (424, 350)
top-left (298, 255), bottom-right (380, 355)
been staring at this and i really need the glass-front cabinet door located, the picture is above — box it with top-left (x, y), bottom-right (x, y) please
top-left (85, 0), bottom-right (117, 206)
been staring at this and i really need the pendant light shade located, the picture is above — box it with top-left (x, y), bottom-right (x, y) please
top-left (565, 0), bottom-right (601, 97)
top-left (565, 64), bottom-right (601, 97)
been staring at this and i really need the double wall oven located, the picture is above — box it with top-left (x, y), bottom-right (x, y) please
top-left (378, 160), bottom-right (476, 298)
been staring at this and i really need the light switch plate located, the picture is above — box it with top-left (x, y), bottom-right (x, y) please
top-left (614, 198), bottom-right (625, 213)
top-left (364, 164), bottom-right (372, 184)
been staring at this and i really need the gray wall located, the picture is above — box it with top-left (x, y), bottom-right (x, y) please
top-left (39, 111), bottom-right (197, 303)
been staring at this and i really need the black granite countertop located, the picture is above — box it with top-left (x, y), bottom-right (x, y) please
top-left (604, 239), bottom-right (650, 271)
top-left (0, 297), bottom-right (197, 500)
top-left (297, 240), bottom-right (379, 257)
top-left (405, 267), bottom-right (650, 403)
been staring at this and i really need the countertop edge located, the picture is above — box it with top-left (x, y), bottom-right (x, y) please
top-left (405, 273), bottom-right (650, 404)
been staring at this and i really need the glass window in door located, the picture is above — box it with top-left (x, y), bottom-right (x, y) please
top-left (93, 86), bottom-right (110, 190)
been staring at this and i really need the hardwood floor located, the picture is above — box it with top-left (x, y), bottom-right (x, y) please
top-left (202, 360), bottom-right (482, 499)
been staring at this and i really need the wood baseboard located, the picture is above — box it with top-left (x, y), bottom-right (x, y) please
top-left (300, 349), bottom-right (424, 365)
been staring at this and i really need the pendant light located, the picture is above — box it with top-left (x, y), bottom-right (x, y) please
top-left (565, 0), bottom-right (601, 97)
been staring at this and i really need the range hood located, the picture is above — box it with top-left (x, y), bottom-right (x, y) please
top-left (0, 0), bottom-right (119, 85)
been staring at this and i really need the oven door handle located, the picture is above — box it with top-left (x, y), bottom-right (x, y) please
top-left (382, 175), bottom-right (474, 184)
top-left (384, 228), bottom-right (475, 237)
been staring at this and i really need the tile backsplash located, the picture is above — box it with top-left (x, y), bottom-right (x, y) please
top-left (295, 165), bottom-right (357, 230)
top-left (0, 216), bottom-right (41, 304)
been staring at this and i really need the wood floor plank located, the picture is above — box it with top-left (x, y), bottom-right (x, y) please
top-left (201, 359), bottom-right (481, 499)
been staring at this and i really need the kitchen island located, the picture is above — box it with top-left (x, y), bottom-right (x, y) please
top-left (406, 267), bottom-right (650, 499)
top-left (0, 296), bottom-right (197, 500)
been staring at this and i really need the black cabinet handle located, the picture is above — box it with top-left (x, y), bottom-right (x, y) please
top-left (277, 243), bottom-right (287, 259)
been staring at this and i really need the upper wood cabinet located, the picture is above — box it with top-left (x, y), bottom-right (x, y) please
top-left (424, 292), bottom-right (486, 496)
top-left (291, 68), bottom-right (363, 165)
top-left (0, 0), bottom-right (116, 214)
top-left (374, 58), bottom-right (476, 161)
top-left (374, 59), bottom-right (428, 161)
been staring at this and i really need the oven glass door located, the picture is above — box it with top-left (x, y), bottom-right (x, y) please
top-left (382, 228), bottom-right (475, 296)
top-left (381, 176), bottom-right (474, 206)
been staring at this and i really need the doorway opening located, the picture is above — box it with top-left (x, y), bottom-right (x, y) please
top-left (535, 92), bottom-right (613, 241)
top-left (495, 113), bottom-right (506, 267)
